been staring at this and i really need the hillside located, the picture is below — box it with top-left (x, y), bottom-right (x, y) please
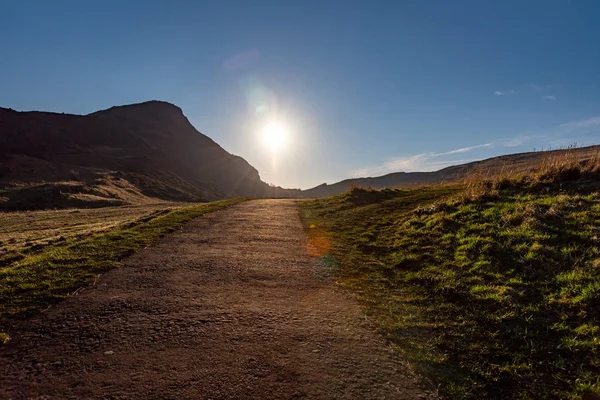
top-left (301, 145), bottom-right (600, 197)
top-left (301, 158), bottom-right (600, 399)
top-left (0, 101), bottom-right (297, 210)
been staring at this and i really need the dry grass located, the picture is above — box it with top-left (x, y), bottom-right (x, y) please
top-left (0, 173), bottom-right (167, 212)
top-left (458, 145), bottom-right (600, 203)
top-left (0, 202), bottom-right (191, 267)
top-left (0, 198), bottom-right (249, 329)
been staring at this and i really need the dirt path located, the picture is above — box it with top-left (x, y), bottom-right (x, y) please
top-left (0, 200), bottom-right (434, 399)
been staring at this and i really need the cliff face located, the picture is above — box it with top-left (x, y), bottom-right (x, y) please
top-left (0, 101), bottom-right (293, 210)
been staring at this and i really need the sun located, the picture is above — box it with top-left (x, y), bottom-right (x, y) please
top-left (261, 120), bottom-right (289, 152)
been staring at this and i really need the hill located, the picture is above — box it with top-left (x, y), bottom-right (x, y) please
top-left (0, 101), bottom-right (297, 210)
top-left (301, 156), bottom-right (600, 399)
top-left (301, 145), bottom-right (600, 197)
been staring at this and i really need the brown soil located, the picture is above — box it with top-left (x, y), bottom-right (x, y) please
top-left (0, 200), bottom-right (434, 399)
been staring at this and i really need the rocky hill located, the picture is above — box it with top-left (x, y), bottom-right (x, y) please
top-left (0, 101), bottom-right (296, 210)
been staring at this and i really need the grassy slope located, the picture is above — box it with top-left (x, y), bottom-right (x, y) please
top-left (0, 198), bottom-right (248, 337)
top-left (301, 185), bottom-right (600, 399)
top-left (0, 202), bottom-right (193, 266)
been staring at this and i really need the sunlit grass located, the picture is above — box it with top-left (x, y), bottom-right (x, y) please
top-left (0, 202), bottom-right (191, 266)
top-left (300, 161), bottom-right (600, 399)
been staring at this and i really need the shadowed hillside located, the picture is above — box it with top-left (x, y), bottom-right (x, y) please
top-left (0, 101), bottom-right (298, 210)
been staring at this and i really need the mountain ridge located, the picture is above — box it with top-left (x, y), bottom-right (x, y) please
top-left (0, 101), bottom-right (297, 210)
top-left (2, 101), bottom-right (598, 209)
top-left (300, 145), bottom-right (600, 197)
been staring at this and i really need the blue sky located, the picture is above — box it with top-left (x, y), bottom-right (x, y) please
top-left (2, 0), bottom-right (600, 189)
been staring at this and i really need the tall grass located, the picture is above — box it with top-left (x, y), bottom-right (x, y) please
top-left (459, 145), bottom-right (600, 203)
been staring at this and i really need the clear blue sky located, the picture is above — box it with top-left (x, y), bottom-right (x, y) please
top-left (2, 0), bottom-right (600, 189)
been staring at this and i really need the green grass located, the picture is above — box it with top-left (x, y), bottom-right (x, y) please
top-left (0, 198), bottom-right (248, 333)
top-left (301, 185), bottom-right (600, 399)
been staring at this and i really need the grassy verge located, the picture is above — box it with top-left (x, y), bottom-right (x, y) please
top-left (301, 185), bottom-right (600, 399)
top-left (0, 198), bottom-right (248, 333)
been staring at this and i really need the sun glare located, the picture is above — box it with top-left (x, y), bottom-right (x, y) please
top-left (261, 121), bottom-right (289, 152)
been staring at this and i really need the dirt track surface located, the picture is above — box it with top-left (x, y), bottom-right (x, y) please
top-left (0, 200), bottom-right (433, 399)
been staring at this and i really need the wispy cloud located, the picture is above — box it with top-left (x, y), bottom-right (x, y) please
top-left (432, 142), bottom-right (495, 156)
top-left (353, 113), bottom-right (600, 179)
top-left (560, 116), bottom-right (600, 131)
top-left (353, 135), bottom-right (536, 177)
top-left (494, 90), bottom-right (517, 96)
top-left (384, 153), bottom-right (428, 171)
top-left (502, 136), bottom-right (536, 147)
top-left (352, 156), bottom-right (474, 178)
top-left (524, 83), bottom-right (560, 100)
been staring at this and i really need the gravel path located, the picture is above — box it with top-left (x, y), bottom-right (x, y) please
top-left (0, 200), bottom-right (433, 399)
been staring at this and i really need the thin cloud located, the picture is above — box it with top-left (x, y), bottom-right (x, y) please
top-left (434, 136), bottom-right (536, 156)
top-left (384, 153), bottom-right (428, 171)
top-left (351, 168), bottom-right (371, 178)
top-left (494, 90), bottom-right (517, 96)
top-left (501, 136), bottom-right (534, 147)
top-left (438, 136), bottom-right (537, 154)
top-left (354, 113), bottom-right (600, 178)
top-left (355, 135), bottom-right (536, 177)
top-left (432, 142), bottom-right (495, 156)
top-left (560, 116), bottom-right (600, 131)
top-left (543, 95), bottom-right (557, 100)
